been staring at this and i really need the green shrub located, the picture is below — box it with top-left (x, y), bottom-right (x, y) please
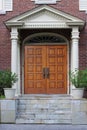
top-left (0, 70), bottom-right (18, 95)
top-left (70, 69), bottom-right (87, 88)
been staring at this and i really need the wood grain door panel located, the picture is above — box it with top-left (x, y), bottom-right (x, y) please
top-left (24, 45), bottom-right (67, 94)
top-left (24, 46), bottom-right (46, 94)
top-left (47, 45), bottom-right (67, 94)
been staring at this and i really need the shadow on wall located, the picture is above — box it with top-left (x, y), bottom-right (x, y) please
top-left (83, 89), bottom-right (87, 98)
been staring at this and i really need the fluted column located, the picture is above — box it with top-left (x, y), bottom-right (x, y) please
top-left (11, 27), bottom-right (18, 95)
top-left (71, 26), bottom-right (79, 90)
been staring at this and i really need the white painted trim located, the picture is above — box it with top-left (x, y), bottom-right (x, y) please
top-left (31, 0), bottom-right (61, 1)
top-left (3, 0), bottom-right (13, 11)
top-left (35, 0), bottom-right (60, 4)
top-left (0, 0), bottom-right (13, 13)
top-left (5, 5), bottom-right (84, 29)
top-left (79, 0), bottom-right (87, 13)
top-left (67, 41), bottom-right (70, 95)
top-left (0, 10), bottom-right (6, 14)
top-left (19, 23), bottom-right (69, 29)
top-left (17, 43), bottom-right (21, 95)
top-left (22, 44), bottom-right (24, 94)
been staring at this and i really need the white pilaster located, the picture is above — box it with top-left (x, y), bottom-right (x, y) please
top-left (71, 26), bottom-right (79, 90)
top-left (17, 41), bottom-right (21, 95)
top-left (11, 27), bottom-right (18, 95)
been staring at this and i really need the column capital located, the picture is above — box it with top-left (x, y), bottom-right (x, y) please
top-left (71, 26), bottom-right (79, 39)
top-left (11, 27), bottom-right (18, 40)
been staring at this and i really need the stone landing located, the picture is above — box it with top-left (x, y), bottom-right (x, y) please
top-left (16, 95), bottom-right (72, 124)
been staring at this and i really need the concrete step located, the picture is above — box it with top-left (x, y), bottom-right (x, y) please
top-left (17, 113), bottom-right (71, 120)
top-left (16, 118), bottom-right (72, 124)
top-left (16, 95), bottom-right (72, 124)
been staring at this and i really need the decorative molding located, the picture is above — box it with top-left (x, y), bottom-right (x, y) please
top-left (71, 27), bottom-right (79, 39)
top-left (31, 0), bottom-right (61, 4)
top-left (22, 23), bottom-right (68, 29)
top-left (5, 5), bottom-right (85, 29)
top-left (5, 22), bottom-right (24, 27)
top-left (21, 10), bottom-right (69, 23)
top-left (23, 32), bottom-right (67, 44)
top-left (11, 27), bottom-right (18, 40)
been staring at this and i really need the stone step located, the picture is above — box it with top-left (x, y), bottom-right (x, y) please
top-left (17, 109), bottom-right (71, 114)
top-left (18, 101), bottom-right (71, 105)
top-left (16, 118), bottom-right (72, 124)
top-left (16, 95), bottom-right (72, 124)
top-left (17, 105), bottom-right (71, 111)
top-left (17, 113), bottom-right (71, 120)
top-left (18, 94), bottom-right (71, 99)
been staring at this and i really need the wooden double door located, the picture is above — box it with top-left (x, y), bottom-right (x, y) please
top-left (24, 45), bottom-right (67, 94)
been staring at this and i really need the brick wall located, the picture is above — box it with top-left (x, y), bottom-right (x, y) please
top-left (0, 0), bottom-right (87, 70)
top-left (79, 15), bottom-right (87, 69)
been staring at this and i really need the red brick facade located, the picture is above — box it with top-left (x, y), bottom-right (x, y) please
top-left (0, 0), bottom-right (87, 70)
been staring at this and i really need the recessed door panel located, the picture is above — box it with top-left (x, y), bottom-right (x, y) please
top-left (24, 46), bottom-right (46, 94)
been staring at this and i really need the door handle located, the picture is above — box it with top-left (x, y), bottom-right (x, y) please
top-left (43, 68), bottom-right (49, 79)
top-left (45, 68), bottom-right (49, 78)
top-left (43, 68), bottom-right (45, 79)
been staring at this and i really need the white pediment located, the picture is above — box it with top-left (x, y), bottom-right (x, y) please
top-left (5, 5), bottom-right (84, 29)
top-left (19, 10), bottom-right (70, 23)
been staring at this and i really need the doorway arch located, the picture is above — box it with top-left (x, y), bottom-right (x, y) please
top-left (22, 32), bottom-right (69, 94)
top-left (23, 32), bottom-right (68, 45)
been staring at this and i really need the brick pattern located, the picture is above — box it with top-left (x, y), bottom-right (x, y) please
top-left (0, 0), bottom-right (87, 69)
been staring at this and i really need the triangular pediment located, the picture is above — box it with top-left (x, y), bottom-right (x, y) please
top-left (5, 5), bottom-right (84, 29)
top-left (18, 10), bottom-right (71, 23)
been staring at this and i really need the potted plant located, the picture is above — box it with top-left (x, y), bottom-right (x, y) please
top-left (70, 69), bottom-right (87, 98)
top-left (0, 70), bottom-right (18, 99)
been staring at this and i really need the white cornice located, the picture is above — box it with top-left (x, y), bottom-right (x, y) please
top-left (67, 21), bottom-right (84, 26)
top-left (5, 21), bottom-right (24, 27)
top-left (67, 21), bottom-right (85, 29)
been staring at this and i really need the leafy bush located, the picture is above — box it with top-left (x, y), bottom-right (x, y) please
top-left (0, 70), bottom-right (18, 95)
top-left (70, 69), bottom-right (87, 88)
